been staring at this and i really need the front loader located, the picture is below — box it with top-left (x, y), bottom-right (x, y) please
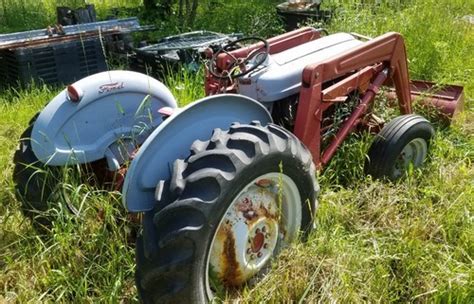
top-left (12, 27), bottom-right (464, 302)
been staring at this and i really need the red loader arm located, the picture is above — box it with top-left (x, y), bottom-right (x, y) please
top-left (294, 32), bottom-right (413, 166)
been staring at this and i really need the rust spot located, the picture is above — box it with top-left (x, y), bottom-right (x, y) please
top-left (236, 197), bottom-right (259, 221)
top-left (235, 196), bottom-right (280, 224)
top-left (256, 179), bottom-right (272, 188)
top-left (0, 31), bottom-right (120, 50)
top-left (97, 209), bottom-right (105, 221)
top-left (247, 203), bottom-right (287, 239)
top-left (236, 197), bottom-right (253, 213)
top-left (127, 212), bottom-right (141, 224)
top-left (215, 223), bottom-right (242, 286)
top-left (248, 204), bottom-right (279, 226)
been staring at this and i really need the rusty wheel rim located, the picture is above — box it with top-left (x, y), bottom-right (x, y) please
top-left (206, 172), bottom-right (301, 293)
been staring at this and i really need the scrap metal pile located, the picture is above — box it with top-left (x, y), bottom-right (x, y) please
top-left (277, 0), bottom-right (332, 30)
top-left (0, 15), bottom-right (243, 87)
top-left (130, 31), bottom-right (242, 78)
top-left (0, 18), bottom-right (151, 87)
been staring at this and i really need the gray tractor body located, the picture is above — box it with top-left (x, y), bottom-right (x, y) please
top-left (31, 71), bottom-right (177, 170)
top-left (29, 30), bottom-right (361, 212)
top-left (123, 94), bottom-right (272, 212)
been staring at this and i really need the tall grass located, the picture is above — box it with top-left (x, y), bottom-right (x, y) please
top-left (0, 0), bottom-right (473, 302)
top-left (325, 0), bottom-right (474, 96)
top-left (0, 0), bottom-right (142, 33)
top-left (163, 67), bottom-right (205, 106)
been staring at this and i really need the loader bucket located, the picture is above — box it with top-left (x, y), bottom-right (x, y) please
top-left (387, 80), bottom-right (464, 123)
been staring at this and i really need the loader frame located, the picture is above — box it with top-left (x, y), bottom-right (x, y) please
top-left (205, 27), bottom-right (464, 168)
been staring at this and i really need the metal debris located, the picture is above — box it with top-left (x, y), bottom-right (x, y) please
top-left (0, 18), bottom-right (153, 50)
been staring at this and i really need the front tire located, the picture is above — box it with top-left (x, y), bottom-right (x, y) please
top-left (136, 122), bottom-right (318, 303)
top-left (365, 114), bottom-right (434, 180)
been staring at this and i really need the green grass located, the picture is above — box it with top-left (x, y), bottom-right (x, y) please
top-left (0, 0), bottom-right (142, 33)
top-left (1, 0), bottom-right (473, 302)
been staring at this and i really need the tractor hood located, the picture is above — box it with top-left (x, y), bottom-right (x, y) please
top-left (237, 33), bottom-right (364, 102)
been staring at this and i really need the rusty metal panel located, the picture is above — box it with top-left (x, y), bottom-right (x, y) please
top-left (386, 80), bottom-right (465, 122)
top-left (0, 18), bottom-right (150, 50)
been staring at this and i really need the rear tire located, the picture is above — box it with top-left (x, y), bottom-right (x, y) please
top-left (12, 115), bottom-right (63, 228)
top-left (365, 114), bottom-right (434, 180)
top-left (136, 122), bottom-right (318, 303)
top-left (12, 114), bottom-right (120, 229)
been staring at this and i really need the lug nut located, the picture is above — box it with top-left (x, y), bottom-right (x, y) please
top-left (263, 243), bottom-right (268, 249)
top-left (250, 254), bottom-right (255, 260)
top-left (262, 226), bottom-right (266, 233)
top-left (246, 248), bottom-right (252, 254)
top-left (256, 228), bottom-right (260, 234)
top-left (257, 252), bottom-right (263, 258)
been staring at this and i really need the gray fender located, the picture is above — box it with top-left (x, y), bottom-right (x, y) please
top-left (31, 70), bottom-right (177, 166)
top-left (123, 94), bottom-right (273, 212)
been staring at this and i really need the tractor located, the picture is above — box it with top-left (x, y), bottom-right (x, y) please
top-left (13, 27), bottom-right (464, 302)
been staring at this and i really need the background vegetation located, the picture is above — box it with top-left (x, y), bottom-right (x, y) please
top-left (1, 0), bottom-right (473, 302)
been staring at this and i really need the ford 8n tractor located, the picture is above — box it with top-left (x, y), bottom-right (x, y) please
top-left (13, 27), bottom-right (463, 302)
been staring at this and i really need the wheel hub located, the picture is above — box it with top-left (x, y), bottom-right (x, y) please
top-left (250, 228), bottom-right (265, 253)
top-left (244, 218), bottom-right (279, 268)
top-left (393, 138), bottom-right (428, 178)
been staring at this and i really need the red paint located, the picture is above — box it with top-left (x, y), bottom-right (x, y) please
top-left (204, 29), bottom-right (464, 169)
top-left (251, 232), bottom-right (265, 253)
top-left (320, 69), bottom-right (388, 166)
top-left (158, 106), bottom-right (175, 116)
top-left (205, 27), bottom-right (322, 96)
top-left (67, 85), bottom-right (81, 102)
top-left (385, 80), bottom-right (465, 123)
top-left (294, 32), bottom-right (414, 167)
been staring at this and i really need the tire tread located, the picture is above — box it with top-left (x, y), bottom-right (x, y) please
top-left (136, 122), bottom-right (318, 303)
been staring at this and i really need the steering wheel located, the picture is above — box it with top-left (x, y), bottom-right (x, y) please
top-left (208, 37), bottom-right (270, 79)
